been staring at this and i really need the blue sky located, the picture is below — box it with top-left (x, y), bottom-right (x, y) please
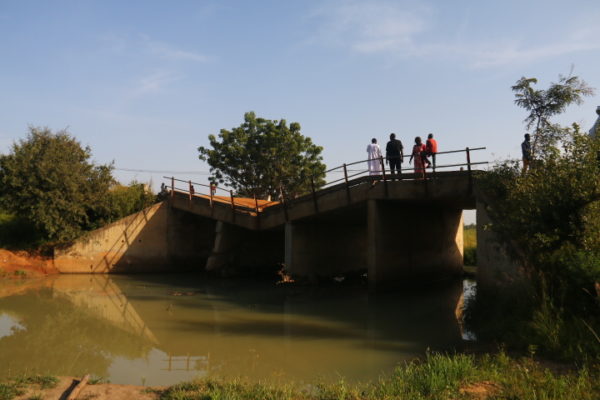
top-left (1, 0), bottom-right (599, 192)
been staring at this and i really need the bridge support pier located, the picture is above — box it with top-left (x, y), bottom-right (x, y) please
top-left (367, 200), bottom-right (464, 290)
top-left (284, 220), bottom-right (367, 279)
top-left (206, 221), bottom-right (285, 275)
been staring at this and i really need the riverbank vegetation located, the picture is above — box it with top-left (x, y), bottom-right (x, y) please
top-left (467, 74), bottom-right (600, 363)
top-left (158, 353), bottom-right (598, 400)
top-left (0, 127), bottom-right (157, 250)
top-left (1, 352), bottom-right (597, 400)
top-left (463, 224), bottom-right (476, 266)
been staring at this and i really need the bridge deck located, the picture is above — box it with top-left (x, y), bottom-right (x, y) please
top-left (169, 170), bottom-right (479, 230)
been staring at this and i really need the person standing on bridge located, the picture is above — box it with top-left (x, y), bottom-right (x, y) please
top-left (385, 133), bottom-right (404, 176)
top-left (367, 138), bottom-right (383, 176)
top-left (409, 136), bottom-right (426, 179)
top-left (521, 133), bottom-right (532, 174)
top-left (425, 133), bottom-right (437, 169)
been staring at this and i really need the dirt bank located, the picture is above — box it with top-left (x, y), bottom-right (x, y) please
top-left (12, 377), bottom-right (161, 400)
top-left (0, 248), bottom-right (57, 278)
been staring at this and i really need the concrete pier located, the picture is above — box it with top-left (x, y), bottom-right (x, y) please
top-left (367, 200), bottom-right (464, 290)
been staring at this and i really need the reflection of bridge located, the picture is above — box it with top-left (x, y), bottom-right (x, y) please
top-left (55, 147), bottom-right (517, 289)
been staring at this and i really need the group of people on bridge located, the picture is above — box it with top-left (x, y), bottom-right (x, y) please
top-left (366, 133), bottom-right (438, 179)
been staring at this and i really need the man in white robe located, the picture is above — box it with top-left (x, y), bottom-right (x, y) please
top-left (366, 138), bottom-right (383, 175)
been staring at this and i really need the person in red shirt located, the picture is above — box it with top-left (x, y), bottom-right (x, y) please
top-left (425, 133), bottom-right (438, 168)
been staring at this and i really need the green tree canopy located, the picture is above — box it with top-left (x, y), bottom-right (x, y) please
top-left (512, 74), bottom-right (594, 158)
top-left (0, 127), bottom-right (114, 243)
top-left (198, 112), bottom-right (326, 199)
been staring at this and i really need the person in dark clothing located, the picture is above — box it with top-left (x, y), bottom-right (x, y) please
top-left (385, 133), bottom-right (404, 176)
top-left (521, 133), bottom-right (532, 174)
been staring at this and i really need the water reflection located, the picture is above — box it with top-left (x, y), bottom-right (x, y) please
top-left (0, 274), bottom-right (466, 385)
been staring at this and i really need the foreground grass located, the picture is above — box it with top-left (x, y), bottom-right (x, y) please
top-left (0, 375), bottom-right (58, 400)
top-left (157, 352), bottom-right (599, 400)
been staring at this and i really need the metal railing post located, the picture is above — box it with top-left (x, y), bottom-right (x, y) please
top-left (343, 164), bottom-right (351, 202)
top-left (254, 193), bottom-right (260, 215)
top-left (280, 185), bottom-right (289, 221)
top-left (171, 176), bottom-right (175, 198)
top-left (379, 156), bottom-right (388, 196)
top-left (254, 192), bottom-right (260, 229)
top-left (466, 147), bottom-right (473, 191)
top-left (229, 190), bottom-right (235, 210)
top-left (310, 177), bottom-right (318, 213)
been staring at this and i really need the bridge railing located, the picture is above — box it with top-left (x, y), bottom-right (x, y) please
top-left (163, 146), bottom-right (487, 215)
top-left (318, 146), bottom-right (487, 189)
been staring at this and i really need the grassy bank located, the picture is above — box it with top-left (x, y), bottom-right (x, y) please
top-left (463, 224), bottom-right (476, 266)
top-left (156, 353), bottom-right (598, 400)
top-left (3, 353), bottom-right (597, 400)
top-left (0, 375), bottom-right (58, 400)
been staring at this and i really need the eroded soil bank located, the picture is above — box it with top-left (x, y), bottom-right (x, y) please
top-left (0, 249), bottom-right (57, 278)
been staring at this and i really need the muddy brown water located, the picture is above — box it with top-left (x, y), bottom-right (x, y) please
top-left (0, 274), bottom-right (473, 386)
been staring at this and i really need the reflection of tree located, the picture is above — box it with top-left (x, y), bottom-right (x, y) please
top-left (0, 289), bottom-right (152, 378)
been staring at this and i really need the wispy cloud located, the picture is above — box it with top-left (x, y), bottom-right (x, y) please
top-left (133, 70), bottom-right (182, 96)
top-left (142, 36), bottom-right (212, 63)
top-left (99, 33), bottom-right (213, 63)
top-left (94, 33), bottom-right (212, 105)
top-left (310, 0), bottom-right (600, 69)
top-left (311, 0), bottom-right (429, 54)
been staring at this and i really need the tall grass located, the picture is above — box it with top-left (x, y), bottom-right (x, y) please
top-left (156, 352), bottom-right (599, 400)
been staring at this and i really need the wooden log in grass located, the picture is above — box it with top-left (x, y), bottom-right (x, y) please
top-left (66, 374), bottom-right (90, 400)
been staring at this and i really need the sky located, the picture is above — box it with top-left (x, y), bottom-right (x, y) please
top-left (1, 0), bottom-right (599, 201)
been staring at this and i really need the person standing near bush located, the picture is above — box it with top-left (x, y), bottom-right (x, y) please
top-left (521, 133), bottom-right (532, 173)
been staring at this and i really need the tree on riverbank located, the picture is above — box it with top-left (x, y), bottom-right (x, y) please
top-left (0, 128), bottom-right (159, 247)
top-left (198, 112), bottom-right (326, 199)
top-left (0, 127), bottom-right (114, 243)
top-left (470, 74), bottom-right (600, 362)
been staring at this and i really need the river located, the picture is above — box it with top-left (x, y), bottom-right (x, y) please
top-left (0, 274), bottom-right (474, 386)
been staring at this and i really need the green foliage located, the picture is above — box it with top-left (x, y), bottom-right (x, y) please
top-left (475, 113), bottom-right (600, 361)
top-left (512, 74), bottom-right (594, 157)
top-left (107, 182), bottom-right (156, 221)
top-left (0, 127), bottom-right (114, 243)
top-left (478, 127), bottom-right (600, 286)
top-left (0, 211), bottom-right (41, 249)
top-left (198, 112), bottom-right (326, 198)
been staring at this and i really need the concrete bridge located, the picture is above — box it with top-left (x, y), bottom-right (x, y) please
top-left (54, 148), bottom-right (517, 290)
